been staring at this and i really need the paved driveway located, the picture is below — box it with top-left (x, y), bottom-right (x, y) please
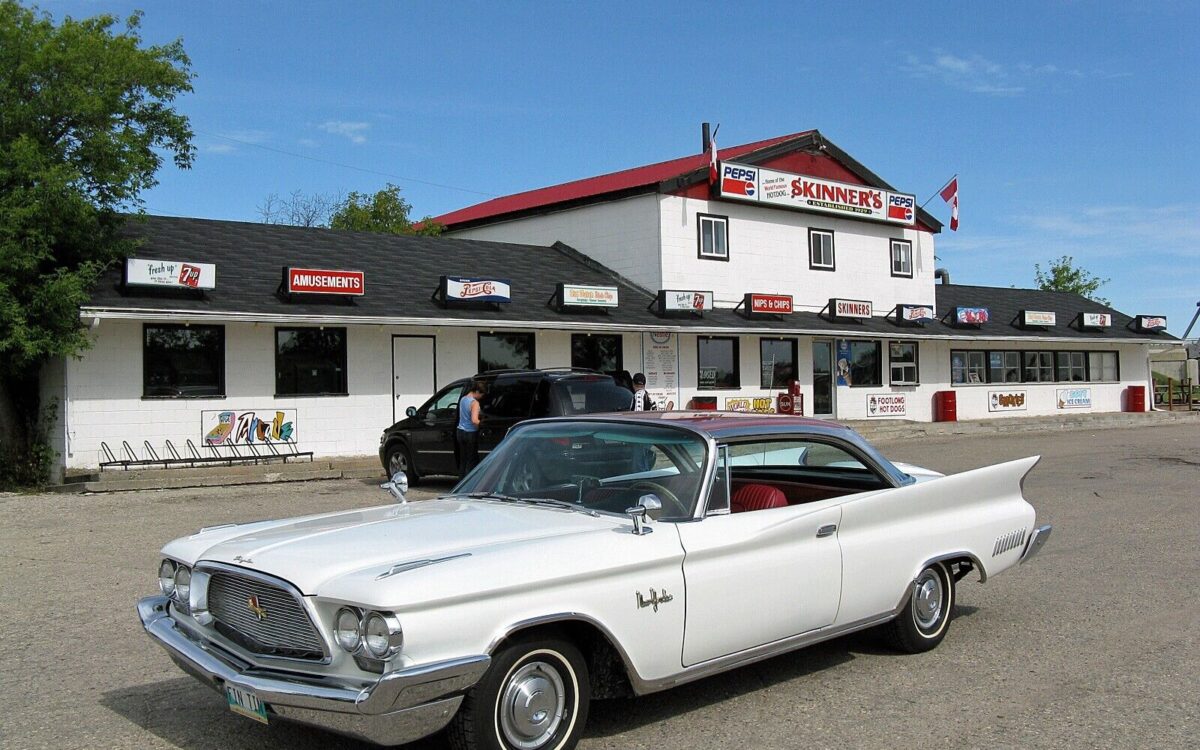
top-left (1, 423), bottom-right (1196, 749)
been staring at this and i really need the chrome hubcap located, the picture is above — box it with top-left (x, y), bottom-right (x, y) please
top-left (389, 451), bottom-right (407, 474)
top-left (499, 660), bottom-right (566, 749)
top-left (913, 569), bottom-right (944, 629)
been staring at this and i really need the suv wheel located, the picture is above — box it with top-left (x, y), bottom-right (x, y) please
top-left (385, 443), bottom-right (419, 486)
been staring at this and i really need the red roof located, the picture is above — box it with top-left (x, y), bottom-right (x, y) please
top-left (434, 131), bottom-right (815, 228)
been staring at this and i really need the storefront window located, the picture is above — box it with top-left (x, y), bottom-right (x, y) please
top-left (847, 341), bottom-right (882, 387)
top-left (571, 333), bottom-right (622, 374)
top-left (989, 351), bottom-right (1022, 383)
top-left (1023, 351), bottom-right (1054, 382)
top-left (478, 332), bottom-right (535, 372)
top-left (144, 324), bottom-right (225, 398)
top-left (759, 338), bottom-right (798, 388)
top-left (889, 341), bottom-right (918, 385)
top-left (1088, 351), bottom-right (1119, 381)
top-left (1057, 351), bottom-right (1087, 382)
top-left (809, 229), bottom-right (835, 270)
top-left (890, 239), bottom-right (913, 278)
top-left (698, 337), bottom-right (739, 389)
top-left (697, 213), bottom-right (729, 260)
top-left (951, 350), bottom-right (987, 384)
top-left (275, 327), bottom-right (347, 396)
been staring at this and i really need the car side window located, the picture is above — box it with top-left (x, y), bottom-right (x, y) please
top-left (422, 384), bottom-right (464, 419)
top-left (705, 445), bottom-right (731, 515)
top-left (729, 440), bottom-right (865, 470)
top-left (481, 377), bottom-right (539, 419)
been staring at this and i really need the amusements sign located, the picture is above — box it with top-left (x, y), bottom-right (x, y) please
top-left (1056, 388), bottom-right (1092, 409)
top-left (285, 268), bottom-right (365, 295)
top-left (125, 258), bottom-right (216, 290)
top-left (866, 393), bottom-right (907, 417)
top-left (641, 332), bottom-right (679, 410)
top-left (988, 391), bottom-right (1027, 412)
top-left (202, 409), bottom-right (297, 445)
top-left (717, 161), bottom-right (918, 226)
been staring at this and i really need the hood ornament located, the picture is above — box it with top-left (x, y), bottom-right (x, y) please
top-left (232, 555), bottom-right (254, 564)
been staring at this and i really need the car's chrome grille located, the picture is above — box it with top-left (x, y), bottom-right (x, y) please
top-left (993, 528), bottom-right (1027, 557)
top-left (207, 571), bottom-right (325, 660)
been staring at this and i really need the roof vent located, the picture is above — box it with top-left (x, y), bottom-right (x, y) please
top-left (935, 268), bottom-right (951, 285)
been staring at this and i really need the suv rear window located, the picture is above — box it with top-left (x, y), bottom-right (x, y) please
top-left (552, 378), bottom-right (634, 415)
top-left (482, 377), bottom-right (540, 419)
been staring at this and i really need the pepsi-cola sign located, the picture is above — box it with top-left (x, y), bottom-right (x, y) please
top-left (443, 276), bottom-right (511, 303)
top-left (1135, 315), bottom-right (1167, 332)
top-left (717, 161), bottom-right (917, 226)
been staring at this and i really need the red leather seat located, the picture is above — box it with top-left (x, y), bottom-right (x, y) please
top-left (731, 483), bottom-right (788, 513)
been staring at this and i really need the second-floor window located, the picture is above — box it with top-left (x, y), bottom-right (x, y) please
top-left (697, 213), bottom-right (729, 260)
top-left (809, 228), bottom-right (835, 270)
top-left (891, 239), bottom-right (913, 277)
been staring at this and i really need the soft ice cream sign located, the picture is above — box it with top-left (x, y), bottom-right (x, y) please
top-left (717, 161), bottom-right (918, 226)
top-left (1056, 388), bottom-right (1092, 410)
top-left (125, 258), bottom-right (216, 290)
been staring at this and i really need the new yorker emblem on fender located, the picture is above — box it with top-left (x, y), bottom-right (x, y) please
top-left (636, 588), bottom-right (674, 613)
top-left (246, 595), bottom-right (268, 621)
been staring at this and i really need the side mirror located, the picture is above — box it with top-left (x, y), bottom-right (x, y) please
top-left (381, 471), bottom-right (409, 504)
top-left (405, 406), bottom-right (417, 418)
top-left (624, 494), bottom-right (662, 535)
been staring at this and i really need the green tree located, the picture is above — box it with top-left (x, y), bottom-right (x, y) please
top-left (328, 184), bottom-right (443, 236)
top-left (0, 2), bottom-right (193, 482)
top-left (1034, 255), bottom-right (1110, 305)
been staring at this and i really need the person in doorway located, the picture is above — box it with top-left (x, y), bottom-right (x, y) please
top-left (456, 380), bottom-right (486, 476)
top-left (631, 373), bottom-right (656, 411)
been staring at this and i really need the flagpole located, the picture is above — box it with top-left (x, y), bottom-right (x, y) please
top-left (920, 173), bottom-right (957, 210)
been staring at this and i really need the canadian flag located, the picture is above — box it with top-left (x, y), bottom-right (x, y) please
top-left (939, 176), bottom-right (959, 231)
top-left (708, 134), bottom-right (718, 185)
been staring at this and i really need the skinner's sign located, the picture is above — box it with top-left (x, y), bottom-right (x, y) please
top-left (830, 298), bottom-right (873, 319)
top-left (717, 161), bottom-right (918, 226)
top-left (285, 268), bottom-right (364, 295)
top-left (125, 258), bottom-right (216, 290)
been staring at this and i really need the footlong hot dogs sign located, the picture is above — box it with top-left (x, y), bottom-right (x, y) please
top-left (717, 162), bottom-right (918, 226)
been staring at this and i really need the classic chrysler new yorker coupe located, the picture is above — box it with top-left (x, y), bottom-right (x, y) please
top-left (139, 413), bottom-right (1052, 750)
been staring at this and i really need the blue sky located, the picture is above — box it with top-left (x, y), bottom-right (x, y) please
top-left (45, 1), bottom-right (1200, 335)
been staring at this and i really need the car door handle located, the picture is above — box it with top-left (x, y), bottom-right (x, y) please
top-left (816, 524), bottom-right (837, 538)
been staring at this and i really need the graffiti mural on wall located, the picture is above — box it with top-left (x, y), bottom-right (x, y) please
top-left (202, 410), bottom-right (297, 445)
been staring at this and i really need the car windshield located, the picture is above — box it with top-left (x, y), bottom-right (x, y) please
top-left (451, 421), bottom-right (708, 521)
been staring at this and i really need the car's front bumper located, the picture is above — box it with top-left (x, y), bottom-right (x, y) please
top-left (138, 596), bottom-right (490, 746)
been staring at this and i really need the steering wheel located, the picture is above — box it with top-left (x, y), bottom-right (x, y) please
top-left (630, 481), bottom-right (689, 518)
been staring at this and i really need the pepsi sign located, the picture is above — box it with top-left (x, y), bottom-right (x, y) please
top-left (719, 163), bottom-right (757, 198)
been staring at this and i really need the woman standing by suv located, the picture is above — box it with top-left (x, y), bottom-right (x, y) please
top-left (456, 380), bottom-right (486, 475)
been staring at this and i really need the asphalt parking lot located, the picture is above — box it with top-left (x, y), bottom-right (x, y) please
top-left (1, 423), bottom-right (1197, 750)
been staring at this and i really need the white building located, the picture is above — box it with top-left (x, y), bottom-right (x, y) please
top-left (42, 130), bottom-right (1172, 479)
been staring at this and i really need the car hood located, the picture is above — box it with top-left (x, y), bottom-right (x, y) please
top-left (163, 498), bottom-right (620, 595)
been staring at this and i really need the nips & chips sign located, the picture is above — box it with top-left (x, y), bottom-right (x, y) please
top-left (717, 161), bottom-right (918, 227)
top-left (746, 293), bottom-right (793, 315)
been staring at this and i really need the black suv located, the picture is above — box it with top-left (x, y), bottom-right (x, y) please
top-left (379, 369), bottom-right (633, 482)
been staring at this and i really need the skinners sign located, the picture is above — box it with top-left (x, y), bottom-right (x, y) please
top-left (717, 161), bottom-right (918, 226)
top-left (831, 298), bottom-right (873, 319)
top-left (285, 268), bottom-right (365, 295)
top-left (1081, 313), bottom-right (1111, 328)
top-left (989, 390), bottom-right (1027, 412)
top-left (561, 284), bottom-right (618, 307)
top-left (866, 393), bottom-right (907, 417)
top-left (125, 258), bottom-right (216, 290)
top-left (443, 276), bottom-right (512, 303)
top-left (747, 293), bottom-right (793, 315)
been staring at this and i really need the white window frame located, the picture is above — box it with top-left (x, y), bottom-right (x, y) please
top-left (890, 239), bottom-right (913, 278)
top-left (697, 213), bottom-right (729, 261)
top-left (888, 341), bottom-right (919, 385)
top-left (809, 228), bottom-right (835, 270)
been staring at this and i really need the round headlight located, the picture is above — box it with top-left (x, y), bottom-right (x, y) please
top-left (363, 612), bottom-right (403, 658)
top-left (334, 608), bottom-right (362, 653)
top-left (173, 565), bottom-right (191, 603)
top-left (158, 559), bottom-right (176, 595)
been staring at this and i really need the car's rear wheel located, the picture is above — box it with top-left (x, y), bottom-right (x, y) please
top-left (448, 635), bottom-right (589, 750)
top-left (385, 442), bottom-right (419, 486)
top-left (884, 561), bottom-right (954, 653)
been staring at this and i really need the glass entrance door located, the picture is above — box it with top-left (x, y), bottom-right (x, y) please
top-left (812, 340), bottom-right (835, 418)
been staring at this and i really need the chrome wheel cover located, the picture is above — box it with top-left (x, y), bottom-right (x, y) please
top-left (912, 569), bottom-right (944, 630)
top-left (498, 660), bottom-right (567, 750)
top-left (388, 449), bottom-right (408, 475)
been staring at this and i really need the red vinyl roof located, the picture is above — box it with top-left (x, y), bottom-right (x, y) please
top-left (434, 130), bottom-right (815, 228)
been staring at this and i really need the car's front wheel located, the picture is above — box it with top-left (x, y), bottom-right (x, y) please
top-left (384, 442), bottom-right (419, 486)
top-left (884, 561), bottom-right (955, 653)
top-left (448, 635), bottom-right (590, 750)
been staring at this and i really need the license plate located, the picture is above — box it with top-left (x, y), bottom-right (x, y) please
top-left (225, 684), bottom-right (269, 724)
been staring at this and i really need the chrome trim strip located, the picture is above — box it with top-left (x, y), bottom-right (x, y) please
top-left (915, 551), bottom-right (987, 584)
top-left (1020, 524), bottom-right (1052, 564)
top-left (377, 553), bottom-right (472, 580)
top-left (138, 595), bottom-right (489, 744)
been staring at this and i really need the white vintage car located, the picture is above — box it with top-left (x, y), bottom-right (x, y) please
top-left (139, 412), bottom-right (1051, 750)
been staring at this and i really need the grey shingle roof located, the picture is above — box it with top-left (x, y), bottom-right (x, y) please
top-left (85, 216), bottom-right (1170, 343)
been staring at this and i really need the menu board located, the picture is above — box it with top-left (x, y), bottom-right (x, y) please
top-left (641, 332), bottom-right (679, 410)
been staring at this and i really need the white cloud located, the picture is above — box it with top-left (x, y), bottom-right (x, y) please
top-left (318, 121), bottom-right (370, 144)
top-left (201, 143), bottom-right (236, 154)
top-left (903, 50), bottom-right (1099, 96)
